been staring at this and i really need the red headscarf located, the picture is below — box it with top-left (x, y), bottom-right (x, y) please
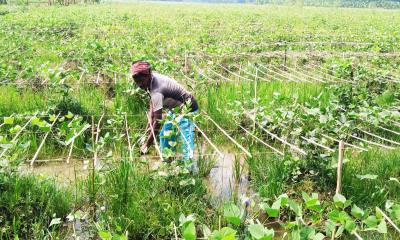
top-left (131, 61), bottom-right (151, 76)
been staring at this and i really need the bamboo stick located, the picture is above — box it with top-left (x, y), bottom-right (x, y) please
top-left (244, 112), bottom-right (306, 155)
top-left (376, 207), bottom-right (400, 234)
top-left (359, 129), bottom-right (400, 146)
top-left (332, 141), bottom-right (345, 240)
top-left (217, 64), bottom-right (253, 82)
top-left (146, 111), bottom-right (163, 161)
top-left (300, 136), bottom-right (335, 152)
top-left (93, 113), bottom-right (105, 166)
top-left (30, 113), bottom-right (60, 167)
top-left (281, 65), bottom-right (328, 83)
top-left (378, 126), bottom-right (400, 136)
top-left (321, 134), bottom-right (367, 152)
top-left (203, 112), bottom-right (252, 157)
top-left (351, 135), bottom-right (395, 150)
top-left (239, 125), bottom-right (284, 156)
top-left (195, 125), bottom-right (224, 158)
top-left (66, 140), bottom-right (74, 164)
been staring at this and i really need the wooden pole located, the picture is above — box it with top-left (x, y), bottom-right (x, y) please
top-left (94, 113), bottom-right (104, 166)
top-left (376, 207), bottom-right (400, 234)
top-left (336, 140), bottom-right (345, 194)
top-left (332, 140), bottom-right (345, 240)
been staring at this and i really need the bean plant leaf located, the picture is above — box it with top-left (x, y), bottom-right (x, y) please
top-left (363, 215), bottom-right (379, 228)
top-left (209, 227), bottom-right (236, 240)
top-left (248, 224), bottom-right (274, 240)
top-left (223, 203), bottom-right (241, 226)
top-left (4, 117), bottom-right (14, 125)
top-left (313, 233), bottom-right (325, 240)
top-left (99, 230), bottom-right (112, 240)
top-left (49, 218), bottom-right (61, 227)
top-left (288, 199), bottom-right (302, 217)
top-left (377, 220), bottom-right (387, 234)
top-left (351, 205), bottom-right (365, 219)
top-left (344, 220), bottom-right (356, 233)
top-left (183, 222), bottom-right (196, 240)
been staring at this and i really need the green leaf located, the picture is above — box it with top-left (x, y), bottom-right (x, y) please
top-left (31, 117), bottom-right (40, 126)
top-left (209, 227), bottom-right (236, 240)
top-left (363, 215), bottom-right (378, 228)
top-left (302, 192), bottom-right (321, 212)
top-left (288, 199), bottom-right (302, 217)
top-left (4, 117), bottom-right (14, 125)
top-left (248, 224), bottom-right (274, 240)
top-left (65, 111), bottom-right (74, 119)
top-left (377, 220), bottom-right (387, 234)
top-left (328, 210), bottom-right (350, 223)
top-left (223, 203), bottom-right (241, 226)
top-left (335, 226), bottom-right (344, 238)
top-left (183, 222), bottom-right (196, 240)
top-left (49, 218), bottom-right (61, 227)
top-left (351, 205), bottom-right (365, 219)
top-left (99, 230), bottom-right (112, 240)
top-left (344, 220), bottom-right (356, 233)
top-left (313, 233), bottom-right (325, 240)
top-left (333, 193), bottom-right (346, 206)
top-left (356, 174), bottom-right (378, 180)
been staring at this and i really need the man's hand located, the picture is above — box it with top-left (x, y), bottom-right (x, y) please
top-left (140, 144), bottom-right (149, 155)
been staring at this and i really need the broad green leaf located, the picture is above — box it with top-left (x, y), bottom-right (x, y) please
top-left (31, 117), bottom-right (40, 126)
top-left (351, 205), bottom-right (365, 219)
top-left (300, 227), bottom-right (315, 240)
top-left (209, 227), bottom-right (236, 240)
top-left (248, 224), bottom-right (274, 240)
top-left (333, 193), bottom-right (346, 206)
top-left (344, 220), bottom-right (356, 233)
top-left (223, 203), bottom-right (241, 226)
top-left (99, 230), bottom-right (112, 240)
top-left (183, 222), bottom-right (196, 240)
top-left (278, 193), bottom-right (289, 206)
top-left (49, 218), bottom-right (61, 227)
top-left (335, 226), bottom-right (344, 238)
top-left (313, 233), bottom-right (325, 240)
top-left (288, 199), bottom-right (302, 217)
top-left (363, 215), bottom-right (378, 228)
top-left (65, 111), bottom-right (74, 119)
top-left (377, 220), bottom-right (387, 234)
top-left (328, 210), bottom-right (350, 223)
top-left (4, 117), bottom-right (14, 125)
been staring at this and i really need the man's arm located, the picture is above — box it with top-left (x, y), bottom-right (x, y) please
top-left (140, 109), bottom-right (162, 154)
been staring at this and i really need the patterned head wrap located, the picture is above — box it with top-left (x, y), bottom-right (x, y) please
top-left (131, 61), bottom-right (151, 76)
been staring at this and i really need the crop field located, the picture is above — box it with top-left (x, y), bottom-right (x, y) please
top-left (0, 2), bottom-right (400, 240)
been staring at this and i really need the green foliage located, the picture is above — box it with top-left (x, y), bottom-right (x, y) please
top-left (0, 172), bottom-right (72, 239)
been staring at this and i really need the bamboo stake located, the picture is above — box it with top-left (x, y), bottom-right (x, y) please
top-left (378, 126), bottom-right (400, 136)
top-left (125, 114), bottom-right (133, 162)
top-left (0, 114), bottom-right (37, 159)
top-left (281, 65), bottom-right (328, 83)
top-left (359, 129), bottom-right (400, 146)
top-left (376, 207), bottom-right (400, 234)
top-left (244, 112), bottom-right (306, 155)
top-left (203, 112), bottom-right (252, 157)
top-left (332, 141), bottom-right (345, 240)
top-left (239, 125), bottom-right (284, 156)
top-left (94, 113), bottom-right (105, 166)
top-left (351, 135), bottom-right (395, 150)
top-left (336, 141), bottom-right (345, 194)
top-left (66, 140), bottom-right (74, 164)
top-left (146, 111), bottom-right (163, 161)
top-left (353, 231), bottom-right (363, 240)
top-left (30, 113), bottom-right (60, 167)
top-left (271, 65), bottom-right (312, 83)
top-left (321, 134), bottom-right (367, 152)
top-left (217, 64), bottom-right (253, 82)
top-left (300, 136), bottom-right (335, 152)
top-left (195, 125), bottom-right (224, 158)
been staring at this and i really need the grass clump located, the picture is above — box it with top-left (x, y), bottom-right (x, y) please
top-left (0, 171), bottom-right (73, 239)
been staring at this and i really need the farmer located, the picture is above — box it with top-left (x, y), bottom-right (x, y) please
top-left (131, 60), bottom-right (199, 165)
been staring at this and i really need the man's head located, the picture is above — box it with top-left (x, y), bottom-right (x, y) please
top-left (131, 61), bottom-right (152, 89)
